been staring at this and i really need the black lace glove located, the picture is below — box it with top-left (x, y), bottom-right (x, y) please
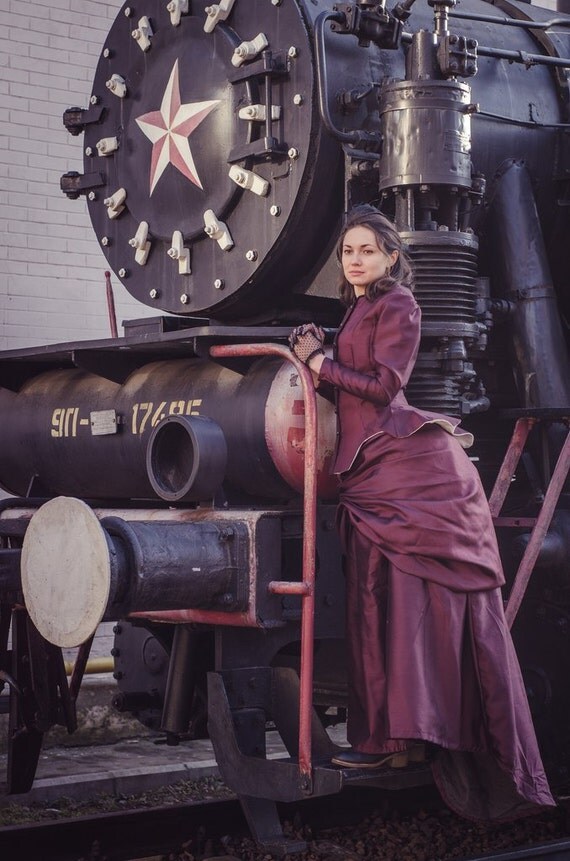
top-left (289, 323), bottom-right (325, 364)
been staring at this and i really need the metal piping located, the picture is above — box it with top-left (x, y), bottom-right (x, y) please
top-left (487, 160), bottom-right (570, 410)
top-left (314, 11), bottom-right (380, 148)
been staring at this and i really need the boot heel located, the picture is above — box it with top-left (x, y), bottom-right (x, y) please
top-left (389, 751), bottom-right (409, 768)
top-left (407, 743), bottom-right (426, 763)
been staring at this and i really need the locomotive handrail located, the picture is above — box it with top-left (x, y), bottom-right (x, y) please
top-left (449, 10), bottom-right (570, 30)
top-left (209, 342), bottom-right (318, 791)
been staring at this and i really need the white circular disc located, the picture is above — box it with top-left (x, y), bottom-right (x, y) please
top-left (21, 497), bottom-right (111, 648)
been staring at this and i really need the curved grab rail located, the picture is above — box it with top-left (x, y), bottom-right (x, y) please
top-left (210, 342), bottom-right (318, 790)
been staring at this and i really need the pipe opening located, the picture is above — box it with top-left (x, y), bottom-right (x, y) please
top-left (146, 415), bottom-right (227, 502)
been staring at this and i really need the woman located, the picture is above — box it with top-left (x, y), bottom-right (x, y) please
top-left (289, 206), bottom-right (554, 821)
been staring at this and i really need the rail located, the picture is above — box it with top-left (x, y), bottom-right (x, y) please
top-left (209, 342), bottom-right (319, 789)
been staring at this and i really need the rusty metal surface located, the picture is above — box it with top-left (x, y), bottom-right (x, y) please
top-left (488, 418), bottom-right (535, 518)
top-left (505, 429), bottom-right (570, 628)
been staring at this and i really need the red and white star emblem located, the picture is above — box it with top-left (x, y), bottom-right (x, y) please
top-left (135, 59), bottom-right (220, 195)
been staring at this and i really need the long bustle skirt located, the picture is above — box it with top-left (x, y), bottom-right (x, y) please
top-left (337, 425), bottom-right (554, 820)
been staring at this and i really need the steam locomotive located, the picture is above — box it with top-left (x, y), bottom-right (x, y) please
top-left (2, 0), bottom-right (570, 852)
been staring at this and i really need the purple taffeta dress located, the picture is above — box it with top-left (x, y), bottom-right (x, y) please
top-left (317, 285), bottom-right (555, 821)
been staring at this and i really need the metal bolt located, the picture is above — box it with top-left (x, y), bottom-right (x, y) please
top-left (293, 93), bottom-right (303, 105)
top-left (101, 236), bottom-right (109, 246)
top-left (118, 268), bottom-right (127, 277)
top-left (221, 592), bottom-right (235, 605)
top-left (124, 5), bottom-right (132, 15)
top-left (214, 278), bottom-right (224, 290)
top-left (85, 146), bottom-right (93, 156)
top-left (113, 670), bottom-right (123, 680)
top-left (180, 293), bottom-right (189, 304)
top-left (245, 249), bottom-right (258, 261)
top-left (113, 624), bottom-right (122, 634)
top-left (103, 47), bottom-right (110, 58)
top-left (90, 95), bottom-right (99, 105)
top-left (288, 45), bottom-right (298, 58)
top-left (149, 288), bottom-right (158, 299)
top-left (420, 184), bottom-right (430, 192)
top-left (88, 191), bottom-right (96, 201)
top-left (270, 204), bottom-right (281, 217)
top-left (288, 146), bottom-right (299, 159)
top-left (110, 647), bottom-right (120, 657)
top-left (271, 0), bottom-right (282, 5)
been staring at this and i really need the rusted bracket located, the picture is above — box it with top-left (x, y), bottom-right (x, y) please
top-left (488, 416), bottom-right (570, 628)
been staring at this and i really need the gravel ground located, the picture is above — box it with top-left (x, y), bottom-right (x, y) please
top-left (2, 775), bottom-right (569, 861)
top-left (0, 776), bottom-right (234, 826)
top-left (168, 799), bottom-right (570, 861)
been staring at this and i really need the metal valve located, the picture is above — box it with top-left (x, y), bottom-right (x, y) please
top-left (232, 33), bottom-right (269, 68)
top-left (96, 136), bottom-right (119, 156)
top-left (167, 230), bottom-right (191, 274)
top-left (167, 0), bottom-right (188, 26)
top-left (129, 221), bottom-right (151, 266)
top-left (204, 0), bottom-right (236, 33)
top-left (229, 165), bottom-right (269, 197)
top-left (132, 16), bottom-right (153, 51)
top-left (103, 188), bottom-right (127, 219)
top-left (203, 210), bottom-right (234, 251)
top-left (106, 74), bottom-right (127, 98)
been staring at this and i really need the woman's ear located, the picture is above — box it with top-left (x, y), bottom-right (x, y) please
top-left (390, 250), bottom-right (399, 267)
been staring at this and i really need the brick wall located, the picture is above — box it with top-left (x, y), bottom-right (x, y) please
top-left (1, 0), bottom-right (152, 350)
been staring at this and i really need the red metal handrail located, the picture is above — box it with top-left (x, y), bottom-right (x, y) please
top-left (210, 342), bottom-right (318, 790)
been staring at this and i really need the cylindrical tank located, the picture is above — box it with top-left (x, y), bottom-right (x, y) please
top-left (0, 357), bottom-right (337, 501)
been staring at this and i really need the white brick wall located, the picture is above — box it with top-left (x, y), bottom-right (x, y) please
top-left (2, 0), bottom-right (153, 351)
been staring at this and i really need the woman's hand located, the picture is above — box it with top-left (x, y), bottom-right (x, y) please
top-left (289, 323), bottom-right (325, 366)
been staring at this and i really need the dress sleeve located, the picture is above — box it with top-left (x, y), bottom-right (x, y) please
top-left (317, 290), bottom-right (420, 406)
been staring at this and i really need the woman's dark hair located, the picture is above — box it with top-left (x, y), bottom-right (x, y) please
top-left (337, 205), bottom-right (414, 306)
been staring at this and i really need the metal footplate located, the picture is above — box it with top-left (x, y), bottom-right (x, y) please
top-left (207, 667), bottom-right (432, 853)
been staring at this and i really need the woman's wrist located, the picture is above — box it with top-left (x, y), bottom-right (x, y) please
top-left (308, 353), bottom-right (326, 375)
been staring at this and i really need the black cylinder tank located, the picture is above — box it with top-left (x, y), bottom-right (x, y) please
top-left (0, 357), bottom-right (337, 502)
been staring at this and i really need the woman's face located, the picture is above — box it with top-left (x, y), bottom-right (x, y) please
top-left (341, 225), bottom-right (398, 296)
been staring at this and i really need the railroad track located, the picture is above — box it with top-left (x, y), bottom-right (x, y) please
top-left (464, 840), bottom-right (570, 861)
top-left (0, 797), bottom-right (245, 861)
top-left (2, 788), bottom-right (569, 861)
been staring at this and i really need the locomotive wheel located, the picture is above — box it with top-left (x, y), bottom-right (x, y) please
top-left (512, 600), bottom-right (570, 793)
